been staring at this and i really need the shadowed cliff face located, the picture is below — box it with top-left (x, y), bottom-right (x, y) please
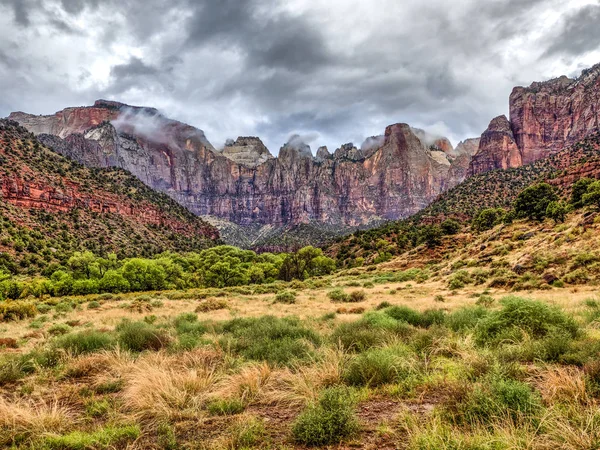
top-left (9, 101), bottom-right (473, 241)
top-left (468, 65), bottom-right (600, 176)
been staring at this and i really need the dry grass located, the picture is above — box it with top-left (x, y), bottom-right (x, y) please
top-left (0, 397), bottom-right (74, 445)
top-left (532, 366), bottom-right (590, 406)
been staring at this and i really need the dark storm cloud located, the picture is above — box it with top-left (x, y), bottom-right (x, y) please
top-left (0, 0), bottom-right (598, 152)
top-left (544, 3), bottom-right (600, 57)
top-left (185, 0), bottom-right (332, 73)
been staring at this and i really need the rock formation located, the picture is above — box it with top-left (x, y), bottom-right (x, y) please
top-left (9, 101), bottom-right (472, 245)
top-left (469, 64), bottom-right (600, 176)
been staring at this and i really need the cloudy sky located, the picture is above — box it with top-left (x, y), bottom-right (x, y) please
top-left (0, 0), bottom-right (599, 153)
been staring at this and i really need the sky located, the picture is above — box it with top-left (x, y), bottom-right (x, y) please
top-left (0, 0), bottom-right (599, 154)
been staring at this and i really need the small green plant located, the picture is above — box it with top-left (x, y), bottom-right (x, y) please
top-left (87, 300), bottom-right (101, 310)
top-left (41, 425), bottom-right (140, 449)
top-left (54, 330), bottom-right (115, 355)
top-left (116, 320), bottom-right (170, 352)
top-left (328, 288), bottom-right (350, 302)
top-left (207, 398), bottom-right (246, 416)
top-left (348, 290), bottom-right (367, 302)
top-left (227, 416), bottom-right (266, 449)
top-left (292, 386), bottom-right (359, 446)
top-left (275, 290), bottom-right (297, 304)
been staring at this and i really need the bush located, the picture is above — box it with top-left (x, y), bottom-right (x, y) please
top-left (472, 208), bottom-right (505, 232)
top-left (348, 290), bottom-right (367, 303)
top-left (444, 377), bottom-right (542, 425)
top-left (514, 183), bottom-right (558, 221)
top-left (292, 386), bottom-right (359, 446)
top-left (116, 320), bottom-right (171, 352)
top-left (87, 301), bottom-right (101, 310)
top-left (48, 323), bottom-right (72, 336)
top-left (275, 290), bottom-right (297, 304)
top-left (220, 316), bottom-right (321, 365)
top-left (475, 296), bottom-right (579, 346)
top-left (441, 218), bottom-right (461, 235)
top-left (328, 288), bottom-right (350, 302)
top-left (448, 270), bottom-right (472, 290)
top-left (54, 330), bottom-right (115, 355)
top-left (343, 346), bottom-right (415, 387)
top-left (571, 177), bottom-right (594, 207)
top-left (0, 300), bottom-right (37, 322)
top-left (331, 312), bottom-right (411, 352)
top-left (195, 298), bottom-right (229, 312)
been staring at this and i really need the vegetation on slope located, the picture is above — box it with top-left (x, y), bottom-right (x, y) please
top-left (0, 120), bottom-right (219, 275)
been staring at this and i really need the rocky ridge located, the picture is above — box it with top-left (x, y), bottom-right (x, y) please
top-left (469, 64), bottom-right (600, 176)
top-left (9, 102), bottom-right (474, 247)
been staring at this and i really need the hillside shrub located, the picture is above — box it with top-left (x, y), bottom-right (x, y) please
top-left (275, 290), bottom-right (297, 304)
top-left (220, 316), bottom-right (320, 365)
top-left (475, 297), bottom-right (579, 346)
top-left (116, 320), bottom-right (171, 352)
top-left (328, 288), bottom-right (350, 302)
top-left (54, 330), bottom-right (115, 355)
top-left (292, 386), bottom-right (359, 446)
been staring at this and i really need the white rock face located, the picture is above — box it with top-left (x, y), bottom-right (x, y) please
top-left (222, 137), bottom-right (273, 167)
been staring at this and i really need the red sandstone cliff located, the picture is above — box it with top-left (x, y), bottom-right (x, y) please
top-left (468, 64), bottom-right (600, 176)
top-left (9, 101), bottom-right (472, 241)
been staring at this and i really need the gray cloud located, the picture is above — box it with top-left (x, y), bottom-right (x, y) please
top-left (0, 0), bottom-right (598, 154)
top-left (544, 3), bottom-right (600, 58)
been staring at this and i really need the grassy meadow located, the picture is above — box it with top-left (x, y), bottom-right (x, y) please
top-left (2, 212), bottom-right (600, 449)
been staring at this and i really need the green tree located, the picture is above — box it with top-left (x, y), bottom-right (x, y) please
top-left (441, 218), bottom-right (461, 235)
top-left (99, 270), bottom-right (130, 293)
top-left (583, 181), bottom-right (600, 209)
top-left (571, 178), bottom-right (594, 208)
top-left (472, 208), bottom-right (505, 232)
top-left (514, 183), bottom-right (558, 221)
top-left (420, 225), bottom-right (442, 248)
top-left (546, 201), bottom-right (568, 223)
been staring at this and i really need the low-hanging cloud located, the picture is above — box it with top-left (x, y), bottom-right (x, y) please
top-left (0, 0), bottom-right (599, 153)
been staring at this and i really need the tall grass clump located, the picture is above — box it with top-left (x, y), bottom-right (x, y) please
top-left (292, 386), bottom-right (359, 446)
top-left (330, 311), bottom-right (411, 352)
top-left (444, 376), bottom-right (542, 425)
top-left (343, 345), bottom-right (417, 387)
top-left (475, 296), bottom-right (579, 346)
top-left (116, 320), bottom-right (171, 352)
top-left (220, 316), bottom-right (320, 365)
top-left (54, 330), bottom-right (115, 356)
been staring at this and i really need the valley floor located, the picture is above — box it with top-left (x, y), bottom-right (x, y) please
top-left (2, 213), bottom-right (600, 449)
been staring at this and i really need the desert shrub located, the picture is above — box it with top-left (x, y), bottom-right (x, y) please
top-left (207, 398), bottom-right (246, 416)
top-left (448, 270), bottom-right (472, 290)
top-left (383, 306), bottom-right (444, 328)
top-left (444, 376), bottom-right (542, 425)
top-left (343, 346), bottom-right (416, 387)
top-left (195, 298), bottom-right (229, 312)
top-left (348, 290), bottom-right (367, 303)
top-left (445, 307), bottom-right (488, 332)
top-left (36, 303), bottom-right (52, 314)
top-left (292, 386), bottom-right (359, 446)
top-left (384, 306), bottom-right (422, 326)
top-left (275, 290), bottom-right (297, 304)
top-left (54, 302), bottom-right (73, 313)
top-left (0, 355), bottom-right (34, 386)
top-left (226, 416), bottom-right (266, 449)
top-left (475, 297), bottom-right (579, 346)
top-left (220, 316), bottom-right (320, 365)
top-left (54, 330), bottom-right (115, 355)
top-left (441, 218), bottom-right (461, 235)
top-left (328, 288), bottom-right (350, 302)
top-left (87, 300), bottom-right (101, 310)
top-left (48, 323), bottom-right (72, 336)
top-left (116, 320), bottom-right (170, 352)
top-left (331, 312), bottom-right (411, 352)
top-left (476, 295), bottom-right (495, 307)
top-left (376, 301), bottom-right (392, 310)
top-left (173, 313), bottom-right (207, 339)
top-left (563, 268), bottom-right (590, 285)
top-left (0, 300), bottom-right (37, 321)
